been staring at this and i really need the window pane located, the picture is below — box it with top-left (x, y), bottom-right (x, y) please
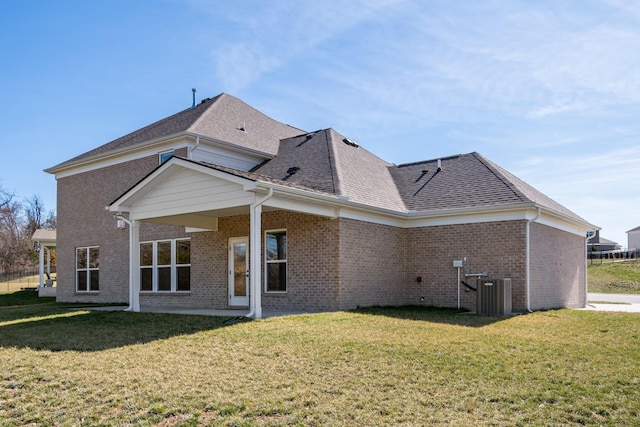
top-left (141, 268), bottom-right (152, 291)
top-left (77, 271), bottom-right (87, 291)
top-left (266, 263), bottom-right (286, 292)
top-left (77, 248), bottom-right (87, 269)
top-left (157, 241), bottom-right (171, 265)
top-left (158, 267), bottom-right (171, 291)
top-left (140, 243), bottom-right (153, 266)
top-left (176, 240), bottom-right (190, 265)
top-left (177, 266), bottom-right (190, 291)
top-left (90, 270), bottom-right (100, 291)
top-left (89, 247), bottom-right (99, 269)
top-left (266, 231), bottom-right (287, 261)
top-left (160, 151), bottom-right (174, 164)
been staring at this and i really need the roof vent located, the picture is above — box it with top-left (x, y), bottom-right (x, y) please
top-left (343, 138), bottom-right (359, 148)
top-left (283, 166), bottom-right (300, 181)
top-left (238, 120), bottom-right (246, 132)
top-left (191, 88), bottom-right (197, 109)
top-left (437, 159), bottom-right (442, 171)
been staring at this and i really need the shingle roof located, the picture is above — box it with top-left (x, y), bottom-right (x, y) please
top-left (388, 152), bottom-right (587, 222)
top-left (49, 93), bottom-right (304, 170)
top-left (55, 93), bottom-right (590, 225)
top-left (252, 128), bottom-right (405, 211)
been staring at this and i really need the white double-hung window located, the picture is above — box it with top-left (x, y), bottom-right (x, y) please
top-left (140, 238), bottom-right (190, 292)
top-left (76, 246), bottom-right (99, 292)
top-left (265, 230), bottom-right (287, 292)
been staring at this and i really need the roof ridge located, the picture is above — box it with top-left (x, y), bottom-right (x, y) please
top-left (186, 93), bottom-right (225, 132)
top-left (472, 152), bottom-right (529, 203)
top-left (324, 129), bottom-right (342, 196)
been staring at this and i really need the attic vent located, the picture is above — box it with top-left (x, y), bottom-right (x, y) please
top-left (342, 138), bottom-right (359, 148)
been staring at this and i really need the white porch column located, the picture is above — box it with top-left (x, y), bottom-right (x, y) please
top-left (249, 204), bottom-right (263, 318)
top-left (46, 248), bottom-right (51, 277)
top-left (128, 219), bottom-right (141, 312)
top-left (38, 243), bottom-right (45, 287)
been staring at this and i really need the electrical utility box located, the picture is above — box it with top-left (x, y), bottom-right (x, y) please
top-left (476, 278), bottom-right (512, 315)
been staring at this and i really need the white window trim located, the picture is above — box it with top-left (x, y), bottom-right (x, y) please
top-left (264, 229), bottom-right (287, 293)
top-left (76, 246), bottom-right (99, 293)
top-left (140, 238), bottom-right (190, 293)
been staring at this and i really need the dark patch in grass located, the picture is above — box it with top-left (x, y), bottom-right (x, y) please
top-left (0, 290), bottom-right (56, 307)
top-left (353, 305), bottom-right (515, 327)
top-left (0, 304), bottom-right (249, 352)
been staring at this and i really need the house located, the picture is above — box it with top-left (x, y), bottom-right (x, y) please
top-left (628, 226), bottom-right (640, 252)
top-left (587, 230), bottom-right (621, 252)
top-left (45, 93), bottom-right (596, 317)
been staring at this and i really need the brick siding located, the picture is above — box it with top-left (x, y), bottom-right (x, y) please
top-left (529, 222), bottom-right (586, 309)
top-left (56, 150), bottom-right (187, 304)
top-left (57, 152), bottom-right (586, 312)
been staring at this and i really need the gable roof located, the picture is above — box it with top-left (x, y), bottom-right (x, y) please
top-left (627, 226), bottom-right (640, 233)
top-left (47, 93), bottom-right (304, 171)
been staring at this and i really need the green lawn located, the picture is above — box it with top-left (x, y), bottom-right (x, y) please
top-left (588, 260), bottom-right (640, 294)
top-left (1, 292), bottom-right (639, 426)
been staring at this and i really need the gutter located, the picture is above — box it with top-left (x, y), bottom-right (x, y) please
top-left (525, 207), bottom-right (541, 312)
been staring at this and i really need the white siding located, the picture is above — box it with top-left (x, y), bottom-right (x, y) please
top-left (191, 145), bottom-right (264, 171)
top-left (130, 168), bottom-right (254, 219)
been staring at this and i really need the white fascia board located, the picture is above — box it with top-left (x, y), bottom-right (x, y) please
top-left (536, 210), bottom-right (597, 237)
top-left (47, 134), bottom-right (196, 179)
top-left (260, 183), bottom-right (596, 233)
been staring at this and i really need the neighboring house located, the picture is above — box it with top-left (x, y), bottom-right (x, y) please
top-left (587, 230), bottom-right (621, 252)
top-left (45, 93), bottom-right (596, 317)
top-left (628, 226), bottom-right (640, 251)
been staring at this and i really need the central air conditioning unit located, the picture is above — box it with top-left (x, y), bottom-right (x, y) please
top-left (476, 278), bottom-right (512, 315)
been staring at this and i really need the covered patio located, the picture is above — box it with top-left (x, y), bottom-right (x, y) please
top-left (31, 229), bottom-right (57, 297)
top-left (107, 157), bottom-right (338, 318)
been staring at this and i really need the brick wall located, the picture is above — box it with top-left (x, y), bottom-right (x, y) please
top-left (530, 222), bottom-right (586, 309)
top-left (336, 218), bottom-right (406, 309)
top-left (139, 211), bottom-right (341, 311)
top-left (56, 150), bottom-right (187, 304)
top-left (404, 221), bottom-right (527, 311)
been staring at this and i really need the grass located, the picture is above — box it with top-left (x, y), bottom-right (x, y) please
top-left (588, 260), bottom-right (640, 294)
top-left (1, 293), bottom-right (639, 425)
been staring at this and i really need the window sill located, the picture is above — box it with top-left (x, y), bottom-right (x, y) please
top-left (139, 291), bottom-right (191, 294)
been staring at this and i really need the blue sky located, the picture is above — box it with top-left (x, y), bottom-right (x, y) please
top-left (1, 0), bottom-right (639, 246)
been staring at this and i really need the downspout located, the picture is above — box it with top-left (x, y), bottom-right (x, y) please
top-left (525, 207), bottom-right (541, 313)
top-left (585, 231), bottom-right (598, 308)
top-left (246, 188), bottom-right (274, 319)
top-left (188, 136), bottom-right (200, 159)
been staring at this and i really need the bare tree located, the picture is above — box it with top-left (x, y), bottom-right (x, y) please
top-left (0, 188), bottom-right (23, 271)
top-left (0, 188), bottom-right (56, 272)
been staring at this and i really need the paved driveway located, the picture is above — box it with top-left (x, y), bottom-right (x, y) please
top-left (585, 293), bottom-right (640, 313)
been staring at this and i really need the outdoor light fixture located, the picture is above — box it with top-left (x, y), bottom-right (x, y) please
top-left (115, 213), bottom-right (128, 230)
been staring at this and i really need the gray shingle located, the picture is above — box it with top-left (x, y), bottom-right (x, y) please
top-left (50, 93), bottom-right (304, 169)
